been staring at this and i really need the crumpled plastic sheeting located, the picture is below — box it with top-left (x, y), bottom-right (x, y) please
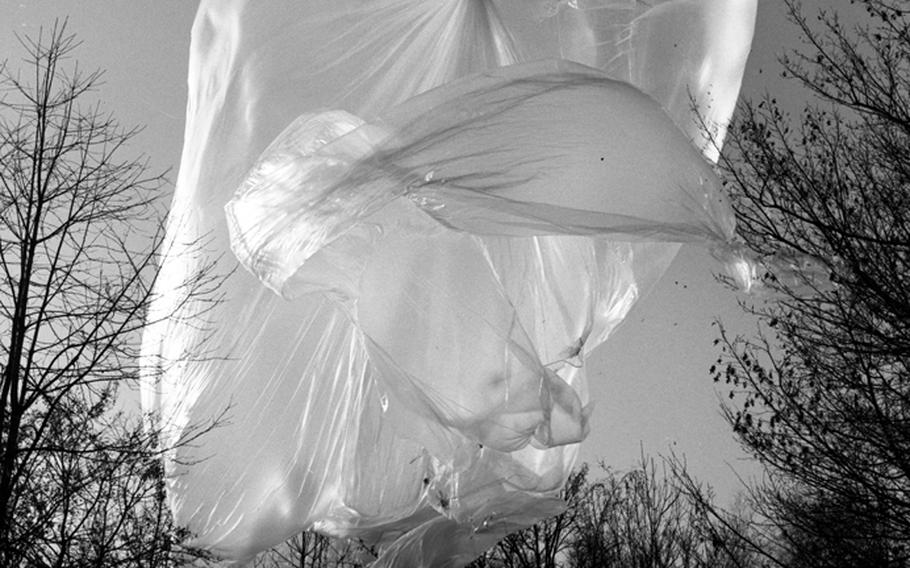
top-left (141, 0), bottom-right (757, 565)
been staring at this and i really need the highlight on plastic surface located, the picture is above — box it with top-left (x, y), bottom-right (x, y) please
top-left (140, 1), bottom-right (759, 565)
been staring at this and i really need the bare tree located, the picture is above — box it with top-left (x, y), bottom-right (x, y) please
top-left (567, 458), bottom-right (756, 568)
top-left (0, 22), bottom-right (217, 566)
top-left (251, 531), bottom-right (378, 568)
top-left (467, 458), bottom-right (758, 568)
top-left (706, 0), bottom-right (910, 564)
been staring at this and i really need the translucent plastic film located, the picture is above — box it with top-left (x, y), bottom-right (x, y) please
top-left (141, 1), bottom-right (757, 565)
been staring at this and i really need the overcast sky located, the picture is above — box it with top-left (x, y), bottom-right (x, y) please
top-left (0, 0), bottom-right (857, 504)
